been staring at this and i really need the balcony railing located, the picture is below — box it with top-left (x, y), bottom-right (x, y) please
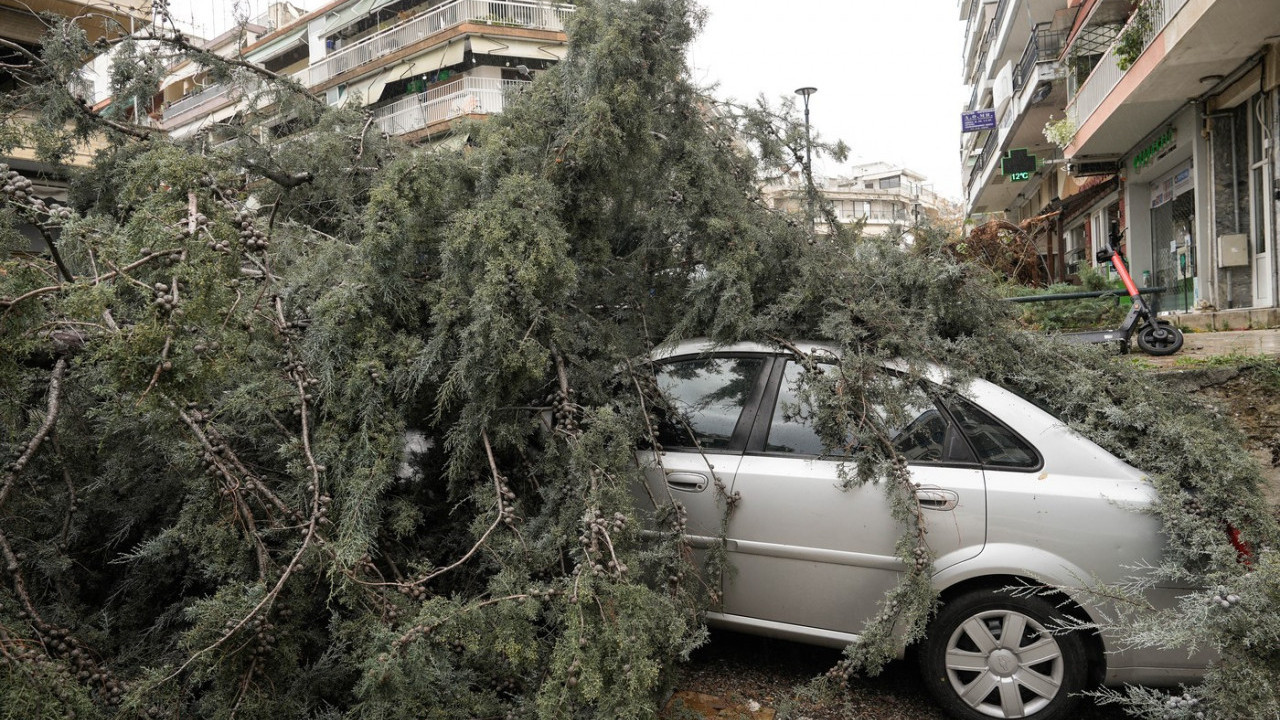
top-left (372, 77), bottom-right (530, 136)
top-left (164, 83), bottom-right (234, 121)
top-left (968, 123), bottom-right (1000, 194)
top-left (1013, 24), bottom-right (1067, 92)
top-left (1066, 0), bottom-right (1190, 140)
top-left (305, 0), bottom-right (574, 87)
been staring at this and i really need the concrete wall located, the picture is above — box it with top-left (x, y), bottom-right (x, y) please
top-left (1210, 106), bottom-right (1252, 308)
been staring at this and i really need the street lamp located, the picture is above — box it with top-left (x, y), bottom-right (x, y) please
top-left (795, 86), bottom-right (817, 233)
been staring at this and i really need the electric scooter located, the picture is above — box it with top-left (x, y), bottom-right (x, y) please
top-left (1064, 223), bottom-right (1184, 356)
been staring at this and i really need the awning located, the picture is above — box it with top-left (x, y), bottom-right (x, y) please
top-left (334, 40), bottom-right (465, 107)
top-left (397, 41), bottom-right (466, 76)
top-left (339, 42), bottom-right (465, 107)
top-left (245, 26), bottom-right (307, 64)
top-left (321, 1), bottom-right (366, 36)
top-left (164, 60), bottom-right (206, 86)
top-left (469, 36), bottom-right (566, 61)
top-left (323, 0), bottom-right (401, 36)
top-left (171, 102), bottom-right (241, 139)
top-left (428, 133), bottom-right (470, 152)
top-left (337, 71), bottom-right (386, 107)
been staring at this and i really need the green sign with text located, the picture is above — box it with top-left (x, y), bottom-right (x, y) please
top-left (1001, 149), bottom-right (1037, 181)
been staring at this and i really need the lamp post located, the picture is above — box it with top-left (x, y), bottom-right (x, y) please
top-left (795, 86), bottom-right (817, 233)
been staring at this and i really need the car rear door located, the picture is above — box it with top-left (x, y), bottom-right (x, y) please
top-left (720, 359), bottom-right (987, 637)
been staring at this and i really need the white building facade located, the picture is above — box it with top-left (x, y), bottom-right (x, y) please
top-left (961, 0), bottom-right (1280, 326)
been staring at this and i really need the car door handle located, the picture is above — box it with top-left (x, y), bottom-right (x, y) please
top-left (666, 472), bottom-right (709, 492)
top-left (915, 487), bottom-right (959, 511)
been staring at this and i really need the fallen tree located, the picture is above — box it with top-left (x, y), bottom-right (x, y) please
top-left (0, 1), bottom-right (1276, 719)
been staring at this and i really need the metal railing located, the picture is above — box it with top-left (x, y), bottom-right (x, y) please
top-left (968, 123), bottom-right (1000, 192)
top-left (1013, 24), bottom-right (1067, 92)
top-left (1066, 0), bottom-right (1190, 139)
top-left (859, 211), bottom-right (912, 223)
top-left (164, 83), bottom-right (233, 120)
top-left (372, 77), bottom-right (530, 136)
top-left (305, 0), bottom-right (575, 87)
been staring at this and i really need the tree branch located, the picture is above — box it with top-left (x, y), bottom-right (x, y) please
top-left (0, 357), bottom-right (68, 511)
top-left (244, 158), bottom-right (314, 189)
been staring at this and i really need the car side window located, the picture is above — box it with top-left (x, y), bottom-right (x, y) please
top-left (765, 361), bottom-right (837, 455)
top-left (946, 395), bottom-right (1039, 469)
top-left (653, 357), bottom-right (765, 450)
top-left (765, 362), bottom-right (951, 461)
top-left (889, 406), bottom-right (951, 462)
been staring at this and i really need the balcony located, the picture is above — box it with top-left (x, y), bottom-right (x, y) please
top-left (1066, 0), bottom-right (1189, 142)
top-left (304, 0), bottom-right (574, 88)
top-left (163, 83), bottom-right (236, 124)
top-left (967, 125), bottom-right (1000, 199)
top-left (372, 77), bottom-right (530, 137)
top-left (1063, 0), bottom-right (1280, 160)
top-left (1013, 24), bottom-right (1067, 93)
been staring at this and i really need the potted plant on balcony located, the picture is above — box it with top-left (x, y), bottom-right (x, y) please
top-left (1043, 114), bottom-right (1076, 148)
top-left (1114, 0), bottom-right (1157, 70)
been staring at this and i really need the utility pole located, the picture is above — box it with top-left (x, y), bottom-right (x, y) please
top-left (795, 86), bottom-right (817, 234)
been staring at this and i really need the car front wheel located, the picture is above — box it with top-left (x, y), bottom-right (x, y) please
top-left (917, 590), bottom-right (1088, 720)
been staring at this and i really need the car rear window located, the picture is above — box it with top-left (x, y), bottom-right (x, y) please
top-left (946, 396), bottom-right (1040, 469)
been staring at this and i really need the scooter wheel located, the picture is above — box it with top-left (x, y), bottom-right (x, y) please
top-left (1136, 320), bottom-right (1183, 356)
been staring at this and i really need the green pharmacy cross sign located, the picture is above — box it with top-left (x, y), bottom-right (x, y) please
top-left (1001, 148), bottom-right (1038, 182)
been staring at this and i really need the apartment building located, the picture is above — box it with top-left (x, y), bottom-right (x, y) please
top-left (3, 0), bottom-right (151, 164)
top-left (962, 0), bottom-right (1280, 324)
top-left (765, 163), bottom-right (949, 237)
top-left (959, 0), bottom-right (1070, 221)
top-left (2, 0), bottom-right (151, 249)
top-left (153, 0), bottom-right (574, 145)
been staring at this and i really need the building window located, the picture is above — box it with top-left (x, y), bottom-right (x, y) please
top-left (879, 175), bottom-right (901, 190)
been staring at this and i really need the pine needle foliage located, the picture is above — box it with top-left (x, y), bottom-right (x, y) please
top-left (0, 2), bottom-right (1277, 719)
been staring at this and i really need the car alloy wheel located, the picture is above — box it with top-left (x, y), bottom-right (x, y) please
top-left (919, 591), bottom-right (1088, 720)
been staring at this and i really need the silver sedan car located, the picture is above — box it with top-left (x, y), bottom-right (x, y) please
top-left (634, 340), bottom-right (1208, 720)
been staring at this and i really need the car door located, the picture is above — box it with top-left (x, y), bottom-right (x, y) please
top-left (721, 359), bottom-right (987, 638)
top-left (633, 353), bottom-right (771, 586)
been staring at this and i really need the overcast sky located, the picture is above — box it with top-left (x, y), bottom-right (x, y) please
top-left (168, 0), bottom-right (967, 199)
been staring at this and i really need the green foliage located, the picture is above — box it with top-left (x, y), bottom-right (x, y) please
top-left (1115, 0), bottom-right (1158, 71)
top-left (0, 3), bottom-right (1277, 720)
top-left (1043, 115), bottom-right (1077, 149)
top-left (1009, 263), bottom-right (1131, 330)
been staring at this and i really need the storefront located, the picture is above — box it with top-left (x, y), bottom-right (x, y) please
top-left (1149, 160), bottom-right (1196, 312)
top-left (1121, 107), bottom-right (1199, 313)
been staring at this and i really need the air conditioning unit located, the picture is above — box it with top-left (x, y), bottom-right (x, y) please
top-left (1068, 159), bottom-right (1120, 177)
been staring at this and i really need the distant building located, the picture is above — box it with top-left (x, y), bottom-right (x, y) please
top-left (960, 0), bottom-right (1280, 324)
top-left (765, 163), bottom-right (949, 237)
top-left (2, 0), bottom-right (151, 249)
top-left (145, 0), bottom-right (574, 145)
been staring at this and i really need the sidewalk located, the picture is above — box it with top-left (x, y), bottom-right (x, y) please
top-left (1144, 328), bottom-right (1280, 367)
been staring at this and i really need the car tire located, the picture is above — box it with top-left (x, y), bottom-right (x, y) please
top-left (1135, 320), bottom-right (1183, 356)
top-left (917, 590), bottom-right (1089, 720)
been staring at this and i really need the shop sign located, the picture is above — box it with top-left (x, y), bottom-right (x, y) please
top-left (962, 110), bottom-right (997, 133)
top-left (1133, 127), bottom-right (1176, 173)
top-left (1001, 148), bottom-right (1038, 181)
top-left (1150, 160), bottom-right (1194, 209)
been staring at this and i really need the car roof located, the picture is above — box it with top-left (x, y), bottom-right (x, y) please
top-left (651, 338), bottom-right (837, 361)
